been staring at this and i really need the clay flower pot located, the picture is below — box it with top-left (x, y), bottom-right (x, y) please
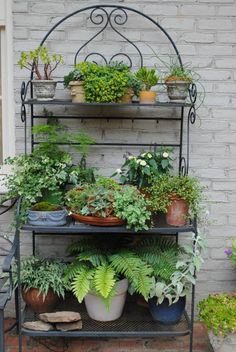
top-left (166, 197), bottom-right (189, 227)
top-left (69, 81), bottom-right (85, 103)
top-left (22, 288), bottom-right (60, 313)
top-left (139, 91), bottom-right (156, 104)
top-left (71, 213), bottom-right (125, 227)
top-left (121, 88), bottom-right (134, 103)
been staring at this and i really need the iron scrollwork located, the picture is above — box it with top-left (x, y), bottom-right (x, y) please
top-left (74, 7), bottom-right (143, 68)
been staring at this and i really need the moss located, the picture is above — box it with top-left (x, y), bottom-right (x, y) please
top-left (31, 202), bottom-right (61, 211)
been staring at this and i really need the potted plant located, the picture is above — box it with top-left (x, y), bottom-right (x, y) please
top-left (63, 61), bottom-right (97, 103)
top-left (27, 201), bottom-right (68, 227)
top-left (148, 174), bottom-right (204, 226)
top-left (65, 180), bottom-right (151, 231)
top-left (13, 256), bottom-right (68, 313)
top-left (164, 60), bottom-right (193, 102)
top-left (121, 71), bottom-right (142, 103)
top-left (135, 67), bottom-right (159, 104)
top-left (198, 293), bottom-right (236, 352)
top-left (0, 123), bottom-right (95, 224)
top-left (112, 147), bottom-right (173, 189)
top-left (83, 63), bottom-right (131, 103)
top-left (18, 46), bottom-right (64, 100)
top-left (65, 238), bottom-right (152, 321)
top-left (136, 234), bottom-right (205, 324)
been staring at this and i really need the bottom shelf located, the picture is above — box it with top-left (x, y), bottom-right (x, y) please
top-left (22, 295), bottom-right (191, 338)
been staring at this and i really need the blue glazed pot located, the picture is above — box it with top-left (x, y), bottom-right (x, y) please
top-left (27, 209), bottom-right (68, 226)
top-left (148, 296), bottom-right (186, 325)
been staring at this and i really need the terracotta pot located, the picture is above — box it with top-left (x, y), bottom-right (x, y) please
top-left (22, 288), bottom-right (60, 313)
top-left (121, 88), bottom-right (134, 103)
top-left (139, 91), bottom-right (156, 104)
top-left (71, 213), bottom-right (125, 227)
top-left (69, 81), bottom-right (85, 103)
top-left (166, 197), bottom-right (189, 227)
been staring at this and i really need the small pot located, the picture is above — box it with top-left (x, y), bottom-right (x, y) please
top-left (84, 278), bottom-right (128, 322)
top-left (32, 80), bottom-right (57, 101)
top-left (166, 197), bottom-right (189, 227)
top-left (121, 88), bottom-right (134, 103)
top-left (22, 288), bottom-right (60, 313)
top-left (27, 209), bottom-right (68, 226)
top-left (139, 90), bottom-right (156, 104)
top-left (69, 81), bottom-right (85, 103)
top-left (148, 296), bottom-right (186, 325)
top-left (165, 80), bottom-right (191, 102)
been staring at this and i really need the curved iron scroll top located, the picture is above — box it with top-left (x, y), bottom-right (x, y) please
top-left (75, 7), bottom-right (142, 68)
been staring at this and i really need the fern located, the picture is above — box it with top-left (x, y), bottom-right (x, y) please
top-left (71, 266), bottom-right (95, 303)
top-left (93, 264), bottom-right (116, 298)
top-left (77, 251), bottom-right (107, 267)
top-left (109, 251), bottom-right (153, 299)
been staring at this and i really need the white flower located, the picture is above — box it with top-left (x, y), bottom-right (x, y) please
top-left (140, 160), bottom-right (147, 166)
top-left (116, 168), bottom-right (122, 174)
top-left (141, 153), bottom-right (146, 157)
top-left (146, 165), bottom-right (150, 168)
top-left (163, 152), bottom-right (169, 158)
top-left (128, 155), bottom-right (135, 160)
top-left (147, 153), bottom-right (152, 159)
top-left (136, 159), bottom-right (142, 164)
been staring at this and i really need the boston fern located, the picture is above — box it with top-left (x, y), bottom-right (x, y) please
top-left (65, 239), bottom-right (153, 308)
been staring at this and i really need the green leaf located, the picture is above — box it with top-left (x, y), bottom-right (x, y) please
top-left (94, 264), bottom-right (116, 298)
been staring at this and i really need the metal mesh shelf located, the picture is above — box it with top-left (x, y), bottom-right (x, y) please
top-left (22, 295), bottom-right (190, 338)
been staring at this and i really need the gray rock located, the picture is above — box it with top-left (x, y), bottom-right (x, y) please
top-left (39, 311), bottom-right (81, 323)
top-left (55, 320), bottom-right (83, 331)
top-left (23, 321), bottom-right (54, 331)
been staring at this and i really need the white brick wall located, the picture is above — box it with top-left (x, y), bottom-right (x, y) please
top-left (4, 0), bottom-right (236, 314)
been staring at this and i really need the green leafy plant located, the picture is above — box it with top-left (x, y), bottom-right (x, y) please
top-left (112, 148), bottom-right (173, 189)
top-left (65, 180), bottom-right (151, 231)
top-left (13, 256), bottom-right (68, 300)
top-left (63, 61), bottom-right (98, 87)
top-left (148, 174), bottom-right (205, 218)
top-left (198, 293), bottom-right (236, 336)
top-left (164, 59), bottom-right (193, 82)
top-left (113, 186), bottom-right (151, 232)
top-left (135, 67), bottom-right (159, 91)
top-left (65, 238), bottom-right (153, 308)
top-left (126, 72), bottom-right (142, 96)
top-left (31, 202), bottom-right (62, 211)
top-left (84, 63), bottom-right (130, 103)
top-left (18, 46), bottom-right (64, 80)
top-left (147, 233), bottom-right (205, 305)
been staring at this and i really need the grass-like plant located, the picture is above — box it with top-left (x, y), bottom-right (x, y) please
top-left (13, 256), bottom-right (68, 300)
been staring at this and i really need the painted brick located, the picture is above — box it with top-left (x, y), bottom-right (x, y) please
top-left (30, 2), bottom-right (65, 14)
top-left (217, 31), bottom-right (236, 43)
top-left (182, 32), bottom-right (214, 44)
top-left (198, 18), bottom-right (233, 30)
top-left (180, 5), bottom-right (215, 16)
top-left (161, 17), bottom-right (195, 30)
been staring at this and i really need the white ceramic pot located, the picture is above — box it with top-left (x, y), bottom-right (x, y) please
top-left (84, 278), bottom-right (128, 322)
top-left (32, 80), bottom-right (57, 100)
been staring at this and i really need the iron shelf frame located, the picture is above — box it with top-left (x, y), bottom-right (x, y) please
top-left (16, 4), bottom-right (199, 352)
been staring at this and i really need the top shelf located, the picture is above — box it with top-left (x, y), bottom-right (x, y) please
top-left (23, 99), bottom-right (192, 108)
